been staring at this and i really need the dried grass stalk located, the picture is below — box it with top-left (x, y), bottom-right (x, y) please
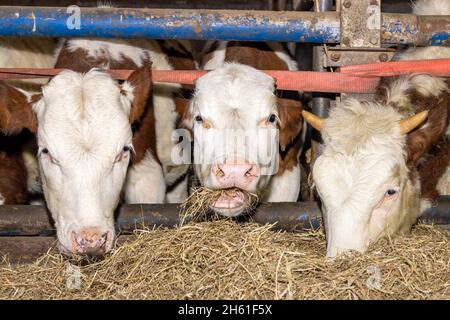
top-left (0, 222), bottom-right (448, 300)
top-left (179, 187), bottom-right (259, 224)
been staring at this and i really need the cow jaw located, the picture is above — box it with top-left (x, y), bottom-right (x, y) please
top-left (33, 70), bottom-right (134, 256)
top-left (209, 188), bottom-right (247, 217)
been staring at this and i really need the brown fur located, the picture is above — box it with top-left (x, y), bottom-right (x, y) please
top-left (225, 42), bottom-right (290, 70)
top-left (55, 43), bottom-right (158, 165)
top-left (0, 132), bottom-right (31, 204)
top-left (277, 98), bottom-right (303, 176)
top-left (417, 138), bottom-right (450, 199)
top-left (0, 83), bottom-right (37, 134)
top-left (376, 76), bottom-right (450, 200)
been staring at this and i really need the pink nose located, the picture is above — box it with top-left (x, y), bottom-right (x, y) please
top-left (212, 163), bottom-right (259, 188)
top-left (71, 228), bottom-right (109, 256)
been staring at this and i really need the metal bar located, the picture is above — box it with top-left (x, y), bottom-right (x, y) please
top-left (0, 235), bottom-right (133, 264)
top-left (311, 0), bottom-right (332, 167)
top-left (0, 7), bottom-right (448, 45)
top-left (0, 199), bottom-right (448, 237)
top-left (0, 6), bottom-right (340, 43)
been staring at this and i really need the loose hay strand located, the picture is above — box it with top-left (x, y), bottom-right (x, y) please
top-left (0, 222), bottom-right (448, 299)
top-left (179, 187), bottom-right (259, 224)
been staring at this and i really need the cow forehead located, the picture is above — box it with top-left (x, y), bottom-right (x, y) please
top-left (194, 63), bottom-right (276, 121)
top-left (315, 100), bottom-right (407, 199)
top-left (321, 99), bottom-right (405, 156)
top-left (34, 70), bottom-right (131, 154)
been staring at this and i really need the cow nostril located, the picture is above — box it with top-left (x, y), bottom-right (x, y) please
top-left (245, 165), bottom-right (257, 177)
top-left (213, 165), bottom-right (225, 178)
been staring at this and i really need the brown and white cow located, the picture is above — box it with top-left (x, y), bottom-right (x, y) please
top-left (302, 0), bottom-right (450, 258)
top-left (0, 37), bottom-right (189, 256)
top-left (182, 41), bottom-right (304, 216)
top-left (0, 37), bottom-right (58, 205)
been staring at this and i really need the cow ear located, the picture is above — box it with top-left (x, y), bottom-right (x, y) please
top-left (0, 82), bottom-right (38, 134)
top-left (121, 66), bottom-right (152, 123)
top-left (406, 100), bottom-right (449, 164)
top-left (277, 97), bottom-right (303, 152)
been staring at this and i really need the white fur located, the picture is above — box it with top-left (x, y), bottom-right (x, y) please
top-left (33, 70), bottom-right (133, 254)
top-left (165, 175), bottom-right (189, 203)
top-left (123, 151), bottom-right (166, 203)
top-left (0, 37), bottom-right (57, 91)
top-left (266, 42), bottom-right (299, 71)
top-left (202, 41), bottom-right (228, 70)
top-left (397, 46), bottom-right (450, 61)
top-left (383, 74), bottom-right (449, 112)
top-left (21, 146), bottom-right (41, 194)
top-left (437, 165), bottom-right (450, 194)
top-left (314, 99), bottom-right (417, 257)
top-left (266, 164), bottom-right (301, 202)
top-left (62, 38), bottom-right (189, 198)
top-left (0, 193), bottom-right (4, 205)
top-left (420, 198), bottom-right (433, 213)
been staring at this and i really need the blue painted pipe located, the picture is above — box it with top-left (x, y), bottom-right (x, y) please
top-left (0, 7), bottom-right (339, 43)
top-left (0, 6), bottom-right (448, 45)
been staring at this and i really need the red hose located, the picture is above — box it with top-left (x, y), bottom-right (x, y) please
top-left (0, 58), bottom-right (449, 94)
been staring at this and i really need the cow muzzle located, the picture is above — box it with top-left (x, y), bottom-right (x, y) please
top-left (70, 227), bottom-right (113, 257)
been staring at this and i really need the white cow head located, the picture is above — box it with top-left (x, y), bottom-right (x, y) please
top-left (184, 63), bottom-right (302, 216)
top-left (304, 99), bottom-right (431, 257)
top-left (0, 67), bottom-right (152, 256)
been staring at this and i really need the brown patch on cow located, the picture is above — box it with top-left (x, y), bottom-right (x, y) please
top-left (174, 97), bottom-right (191, 129)
top-left (276, 98), bottom-right (303, 176)
top-left (131, 101), bottom-right (158, 165)
top-left (158, 41), bottom-right (197, 71)
top-left (416, 138), bottom-right (450, 199)
top-left (225, 42), bottom-right (290, 70)
top-left (0, 132), bottom-right (31, 204)
top-left (0, 152), bottom-right (28, 204)
top-left (200, 41), bottom-right (220, 69)
top-left (124, 66), bottom-right (153, 123)
top-left (158, 41), bottom-right (197, 92)
top-left (405, 84), bottom-right (450, 164)
top-left (0, 82), bottom-right (37, 134)
top-left (55, 41), bottom-right (159, 165)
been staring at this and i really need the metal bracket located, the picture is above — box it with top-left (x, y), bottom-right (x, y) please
top-left (339, 0), bottom-right (384, 101)
top-left (324, 47), bottom-right (395, 68)
top-left (340, 0), bottom-right (382, 48)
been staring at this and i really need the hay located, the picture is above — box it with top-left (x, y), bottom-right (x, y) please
top-left (0, 222), bottom-right (448, 299)
top-left (179, 187), bottom-right (259, 224)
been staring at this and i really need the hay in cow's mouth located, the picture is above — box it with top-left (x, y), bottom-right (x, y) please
top-left (179, 187), bottom-right (259, 224)
top-left (0, 223), bottom-right (448, 299)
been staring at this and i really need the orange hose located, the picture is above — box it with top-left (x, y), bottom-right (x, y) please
top-left (0, 58), bottom-right (449, 94)
top-left (339, 58), bottom-right (450, 77)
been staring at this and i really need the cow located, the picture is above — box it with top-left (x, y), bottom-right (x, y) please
top-left (302, 0), bottom-right (450, 258)
top-left (0, 36), bottom-right (189, 256)
top-left (182, 41), bottom-right (304, 216)
top-left (0, 37), bottom-right (58, 205)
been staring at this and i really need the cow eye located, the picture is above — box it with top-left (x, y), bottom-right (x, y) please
top-left (123, 145), bottom-right (131, 152)
top-left (268, 113), bottom-right (277, 123)
top-left (385, 189), bottom-right (398, 197)
top-left (195, 115), bottom-right (203, 123)
top-left (41, 148), bottom-right (49, 154)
